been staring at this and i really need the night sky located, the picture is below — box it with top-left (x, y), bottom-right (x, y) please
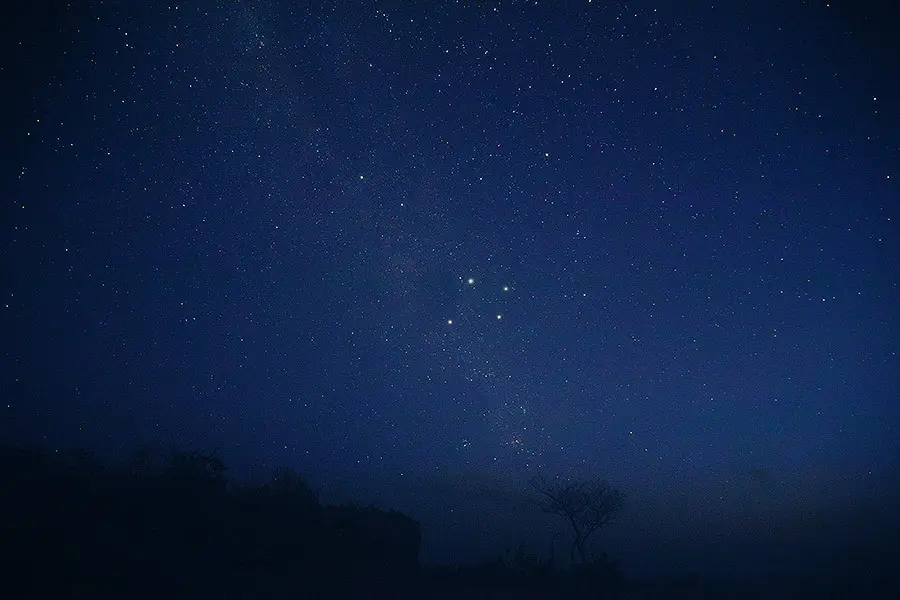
top-left (3, 0), bottom-right (898, 578)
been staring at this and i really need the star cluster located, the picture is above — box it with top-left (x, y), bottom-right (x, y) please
top-left (3, 0), bottom-right (897, 573)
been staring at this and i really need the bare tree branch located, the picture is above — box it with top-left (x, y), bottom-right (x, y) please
top-left (530, 473), bottom-right (625, 567)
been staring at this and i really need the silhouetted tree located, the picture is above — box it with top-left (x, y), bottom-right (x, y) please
top-left (163, 450), bottom-right (227, 496)
top-left (165, 450), bottom-right (227, 480)
top-left (530, 473), bottom-right (625, 568)
top-left (123, 444), bottom-right (163, 478)
top-left (269, 466), bottom-right (320, 506)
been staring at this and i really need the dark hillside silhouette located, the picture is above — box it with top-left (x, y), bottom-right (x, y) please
top-left (0, 444), bottom-right (421, 599)
top-left (0, 443), bottom-right (636, 599)
top-left (4, 443), bottom-right (894, 599)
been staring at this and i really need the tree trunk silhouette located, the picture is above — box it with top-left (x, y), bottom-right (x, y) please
top-left (530, 473), bottom-right (625, 568)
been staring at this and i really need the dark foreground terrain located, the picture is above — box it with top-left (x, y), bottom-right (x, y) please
top-left (1, 444), bottom-right (896, 599)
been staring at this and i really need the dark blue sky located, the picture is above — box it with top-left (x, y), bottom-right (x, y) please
top-left (3, 0), bottom-right (898, 577)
